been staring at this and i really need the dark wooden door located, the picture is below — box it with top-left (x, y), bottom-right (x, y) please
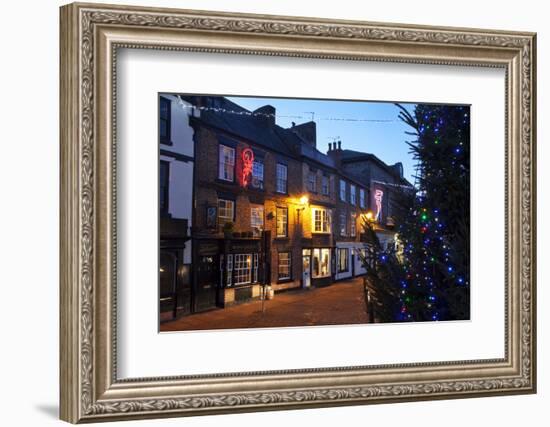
top-left (195, 255), bottom-right (219, 312)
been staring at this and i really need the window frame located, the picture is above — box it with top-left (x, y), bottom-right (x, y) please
top-left (312, 248), bottom-right (331, 278)
top-left (276, 163), bottom-right (288, 194)
top-left (339, 211), bottom-right (347, 236)
top-left (359, 188), bottom-right (366, 209)
top-left (350, 184), bottom-right (356, 205)
top-left (276, 206), bottom-right (288, 238)
top-left (159, 160), bottom-right (170, 216)
top-left (338, 248), bottom-right (350, 273)
top-left (226, 254), bottom-right (233, 287)
top-left (250, 205), bottom-right (264, 237)
top-left (277, 251), bottom-right (292, 281)
top-left (218, 198), bottom-right (235, 227)
top-left (159, 96), bottom-right (171, 145)
top-left (233, 253), bottom-right (253, 286)
top-left (321, 174), bottom-right (330, 196)
top-left (339, 179), bottom-right (347, 202)
top-left (218, 144), bottom-right (236, 182)
top-left (307, 170), bottom-right (317, 193)
top-left (312, 207), bottom-right (332, 234)
top-left (251, 157), bottom-right (264, 190)
top-left (253, 253), bottom-right (259, 283)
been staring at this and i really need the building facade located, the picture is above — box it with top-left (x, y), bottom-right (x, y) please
top-left (338, 148), bottom-right (413, 250)
top-left (158, 95), bottom-right (195, 319)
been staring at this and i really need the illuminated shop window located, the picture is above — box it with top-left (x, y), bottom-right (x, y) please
top-left (338, 248), bottom-right (349, 273)
top-left (312, 248), bottom-right (331, 278)
top-left (233, 254), bottom-right (252, 285)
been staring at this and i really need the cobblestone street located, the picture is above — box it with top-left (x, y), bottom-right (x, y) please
top-left (161, 277), bottom-right (369, 332)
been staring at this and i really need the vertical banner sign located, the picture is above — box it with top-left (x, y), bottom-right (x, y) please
top-left (241, 148), bottom-right (254, 187)
top-left (374, 188), bottom-right (384, 222)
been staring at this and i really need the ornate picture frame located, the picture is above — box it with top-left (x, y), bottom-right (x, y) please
top-left (60, 2), bottom-right (536, 423)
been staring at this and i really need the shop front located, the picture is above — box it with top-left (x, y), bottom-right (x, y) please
top-left (193, 239), bottom-right (222, 313)
top-left (335, 242), bottom-right (368, 281)
top-left (191, 235), bottom-right (267, 314)
top-left (302, 235), bottom-right (335, 288)
top-left (220, 238), bottom-right (263, 307)
top-left (159, 217), bottom-right (191, 320)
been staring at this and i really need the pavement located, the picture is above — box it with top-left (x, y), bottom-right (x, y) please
top-left (160, 276), bottom-right (369, 332)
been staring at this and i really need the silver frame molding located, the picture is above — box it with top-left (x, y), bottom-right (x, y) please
top-left (60, 2), bottom-right (537, 423)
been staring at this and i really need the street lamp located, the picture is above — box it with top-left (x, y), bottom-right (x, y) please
top-left (364, 210), bottom-right (375, 222)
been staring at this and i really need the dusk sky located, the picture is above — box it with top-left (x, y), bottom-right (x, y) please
top-left (227, 96), bottom-right (418, 184)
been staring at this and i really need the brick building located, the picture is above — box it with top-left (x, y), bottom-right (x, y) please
top-left (338, 148), bottom-right (413, 249)
top-left (160, 95), bottom-right (413, 318)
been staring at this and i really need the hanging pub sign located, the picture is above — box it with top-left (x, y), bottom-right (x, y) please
top-left (206, 205), bottom-right (217, 229)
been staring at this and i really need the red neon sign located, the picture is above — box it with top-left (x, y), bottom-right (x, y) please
top-left (241, 148), bottom-right (254, 187)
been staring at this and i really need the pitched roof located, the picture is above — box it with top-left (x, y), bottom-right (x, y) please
top-left (341, 149), bottom-right (413, 187)
top-left (189, 97), bottom-right (336, 170)
top-left (196, 100), bottom-right (297, 157)
top-left (185, 96), bottom-right (411, 187)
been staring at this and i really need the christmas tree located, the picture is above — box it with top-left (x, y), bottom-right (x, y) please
top-left (357, 218), bottom-right (404, 323)
top-left (394, 103), bottom-right (470, 321)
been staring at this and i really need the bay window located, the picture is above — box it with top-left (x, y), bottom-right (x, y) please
top-left (312, 207), bottom-right (331, 233)
top-left (233, 254), bottom-right (252, 285)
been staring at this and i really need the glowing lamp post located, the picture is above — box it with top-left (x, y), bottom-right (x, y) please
top-left (364, 210), bottom-right (375, 222)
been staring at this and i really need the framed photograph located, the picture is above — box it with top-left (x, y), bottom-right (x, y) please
top-left (60, 2), bottom-right (536, 423)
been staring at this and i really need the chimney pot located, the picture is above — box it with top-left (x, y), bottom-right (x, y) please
top-left (253, 105), bottom-right (276, 127)
top-left (328, 142), bottom-right (332, 151)
top-left (337, 140), bottom-right (342, 150)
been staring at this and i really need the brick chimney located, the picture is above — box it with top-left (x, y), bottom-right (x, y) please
top-left (291, 121), bottom-right (317, 148)
top-left (327, 139), bottom-right (343, 167)
top-left (253, 105), bottom-right (276, 127)
top-left (391, 162), bottom-right (404, 178)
